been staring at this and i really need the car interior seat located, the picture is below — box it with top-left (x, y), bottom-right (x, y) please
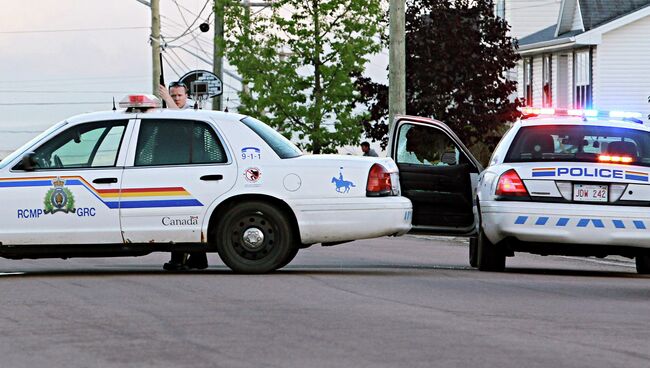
top-left (523, 133), bottom-right (555, 157)
top-left (607, 141), bottom-right (637, 157)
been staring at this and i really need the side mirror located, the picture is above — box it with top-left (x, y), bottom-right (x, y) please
top-left (21, 152), bottom-right (37, 172)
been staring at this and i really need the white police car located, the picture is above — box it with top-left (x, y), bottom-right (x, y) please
top-left (388, 109), bottom-right (650, 274)
top-left (0, 95), bottom-right (412, 273)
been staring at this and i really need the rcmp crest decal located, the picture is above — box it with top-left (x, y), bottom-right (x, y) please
top-left (43, 177), bottom-right (75, 215)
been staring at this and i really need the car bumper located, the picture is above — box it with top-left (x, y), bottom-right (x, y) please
top-left (481, 200), bottom-right (650, 248)
top-left (290, 196), bottom-right (413, 244)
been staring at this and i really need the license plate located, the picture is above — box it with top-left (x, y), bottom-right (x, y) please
top-left (573, 184), bottom-right (608, 202)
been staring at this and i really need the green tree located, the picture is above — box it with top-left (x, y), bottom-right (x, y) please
top-left (357, 0), bottom-right (521, 163)
top-left (218, 0), bottom-right (384, 154)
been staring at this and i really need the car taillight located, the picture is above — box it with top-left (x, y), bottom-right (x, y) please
top-left (496, 169), bottom-right (528, 197)
top-left (366, 164), bottom-right (392, 196)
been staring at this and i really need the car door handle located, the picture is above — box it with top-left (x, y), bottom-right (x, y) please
top-left (92, 177), bottom-right (118, 184)
top-left (200, 174), bottom-right (223, 181)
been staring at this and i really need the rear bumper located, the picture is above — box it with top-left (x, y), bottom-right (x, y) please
top-left (290, 196), bottom-right (413, 244)
top-left (481, 200), bottom-right (650, 249)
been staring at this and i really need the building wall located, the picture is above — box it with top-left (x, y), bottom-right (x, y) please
top-left (571, 2), bottom-right (584, 31)
top-left (595, 15), bottom-right (650, 124)
top-left (533, 55), bottom-right (543, 106)
top-left (505, 0), bottom-right (563, 39)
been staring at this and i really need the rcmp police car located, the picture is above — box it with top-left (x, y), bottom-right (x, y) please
top-left (0, 95), bottom-right (412, 273)
top-left (388, 109), bottom-right (650, 274)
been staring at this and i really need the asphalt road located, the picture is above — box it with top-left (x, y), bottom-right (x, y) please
top-left (0, 235), bottom-right (649, 368)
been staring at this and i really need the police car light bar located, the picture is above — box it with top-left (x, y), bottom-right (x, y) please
top-left (118, 94), bottom-right (161, 109)
top-left (520, 107), bottom-right (643, 123)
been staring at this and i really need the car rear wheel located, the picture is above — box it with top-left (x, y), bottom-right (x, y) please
top-left (469, 237), bottom-right (478, 268)
top-left (216, 201), bottom-right (297, 273)
top-left (477, 227), bottom-right (505, 272)
top-left (635, 255), bottom-right (650, 274)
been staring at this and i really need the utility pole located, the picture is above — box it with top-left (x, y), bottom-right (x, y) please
top-left (389, 0), bottom-right (406, 131)
top-left (151, 0), bottom-right (162, 97)
top-left (212, 0), bottom-right (225, 110)
top-left (212, 0), bottom-right (272, 110)
top-left (241, 0), bottom-right (251, 97)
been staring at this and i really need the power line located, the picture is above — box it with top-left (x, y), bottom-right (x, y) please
top-left (0, 102), bottom-right (109, 106)
top-left (165, 0), bottom-right (211, 42)
top-left (0, 75), bottom-right (148, 83)
top-left (0, 90), bottom-right (133, 94)
top-left (0, 26), bottom-right (149, 34)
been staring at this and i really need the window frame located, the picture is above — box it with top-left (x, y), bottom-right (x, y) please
top-left (133, 118), bottom-right (230, 168)
top-left (12, 119), bottom-right (129, 171)
top-left (542, 54), bottom-right (553, 108)
top-left (495, 0), bottom-right (505, 18)
top-left (523, 57), bottom-right (534, 107)
top-left (573, 48), bottom-right (592, 109)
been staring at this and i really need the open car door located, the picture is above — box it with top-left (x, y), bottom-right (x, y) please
top-left (388, 116), bottom-right (483, 235)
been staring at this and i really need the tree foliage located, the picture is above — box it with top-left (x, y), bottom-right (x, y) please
top-left (357, 0), bottom-right (521, 160)
top-left (219, 0), bottom-right (384, 154)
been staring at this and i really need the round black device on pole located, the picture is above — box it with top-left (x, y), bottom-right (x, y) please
top-left (199, 23), bottom-right (210, 32)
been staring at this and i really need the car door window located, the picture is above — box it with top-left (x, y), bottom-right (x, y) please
top-left (135, 119), bottom-right (227, 166)
top-left (396, 123), bottom-right (461, 166)
top-left (29, 120), bottom-right (127, 169)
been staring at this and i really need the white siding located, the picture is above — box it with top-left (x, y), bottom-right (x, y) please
top-left (555, 53), bottom-right (571, 108)
top-left (558, 0), bottom-right (578, 34)
top-left (570, 2), bottom-right (584, 31)
top-left (567, 53), bottom-right (574, 106)
top-left (596, 15), bottom-right (650, 124)
top-left (533, 56), bottom-right (543, 106)
top-left (591, 47), bottom-right (597, 106)
top-left (517, 60), bottom-right (524, 99)
top-left (505, 0), bottom-right (562, 39)
top-left (552, 53), bottom-right (559, 106)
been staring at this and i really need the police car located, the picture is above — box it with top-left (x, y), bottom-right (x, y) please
top-left (0, 95), bottom-right (412, 273)
top-left (388, 109), bottom-right (650, 274)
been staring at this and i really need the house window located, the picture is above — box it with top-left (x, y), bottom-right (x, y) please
top-left (542, 55), bottom-right (552, 107)
top-left (574, 50), bottom-right (592, 109)
top-left (523, 58), bottom-right (533, 107)
top-left (496, 0), bottom-right (505, 18)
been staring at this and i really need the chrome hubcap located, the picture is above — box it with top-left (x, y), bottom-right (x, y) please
top-left (242, 227), bottom-right (265, 249)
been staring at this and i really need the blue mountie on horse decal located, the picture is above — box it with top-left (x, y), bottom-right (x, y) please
top-left (331, 168), bottom-right (355, 193)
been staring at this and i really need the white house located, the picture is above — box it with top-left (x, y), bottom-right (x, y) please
top-left (496, 0), bottom-right (563, 39)
top-left (511, 0), bottom-right (650, 123)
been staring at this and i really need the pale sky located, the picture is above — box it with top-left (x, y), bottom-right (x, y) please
top-left (0, 0), bottom-right (388, 154)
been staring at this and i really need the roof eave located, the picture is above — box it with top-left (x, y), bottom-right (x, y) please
top-left (518, 37), bottom-right (576, 54)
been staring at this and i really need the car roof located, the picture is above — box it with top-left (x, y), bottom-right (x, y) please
top-left (65, 108), bottom-right (248, 125)
top-left (519, 116), bottom-right (650, 132)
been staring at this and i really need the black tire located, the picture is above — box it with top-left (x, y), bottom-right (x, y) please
top-left (477, 227), bottom-right (505, 272)
top-left (469, 237), bottom-right (478, 268)
top-left (216, 201), bottom-right (297, 273)
top-left (276, 246), bottom-right (299, 270)
top-left (635, 255), bottom-right (650, 274)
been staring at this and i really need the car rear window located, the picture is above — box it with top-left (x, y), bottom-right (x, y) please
top-left (240, 117), bottom-right (302, 159)
top-left (505, 125), bottom-right (650, 166)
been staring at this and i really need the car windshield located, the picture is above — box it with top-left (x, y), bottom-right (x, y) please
top-left (0, 120), bottom-right (68, 169)
top-left (240, 117), bottom-right (302, 159)
top-left (505, 124), bottom-right (650, 166)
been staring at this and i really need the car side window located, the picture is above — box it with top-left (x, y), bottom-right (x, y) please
top-left (29, 120), bottom-right (128, 169)
top-left (396, 123), bottom-right (461, 166)
top-left (135, 119), bottom-right (227, 166)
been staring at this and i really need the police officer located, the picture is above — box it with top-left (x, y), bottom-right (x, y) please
top-left (159, 82), bottom-right (207, 271)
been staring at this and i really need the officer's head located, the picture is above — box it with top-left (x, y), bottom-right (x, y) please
top-left (168, 81), bottom-right (188, 108)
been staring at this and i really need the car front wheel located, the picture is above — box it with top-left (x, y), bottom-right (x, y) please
top-left (477, 227), bottom-right (505, 272)
top-left (216, 201), bottom-right (297, 273)
top-left (635, 255), bottom-right (650, 274)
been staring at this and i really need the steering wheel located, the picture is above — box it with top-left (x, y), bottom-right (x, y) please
top-left (53, 154), bottom-right (63, 168)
